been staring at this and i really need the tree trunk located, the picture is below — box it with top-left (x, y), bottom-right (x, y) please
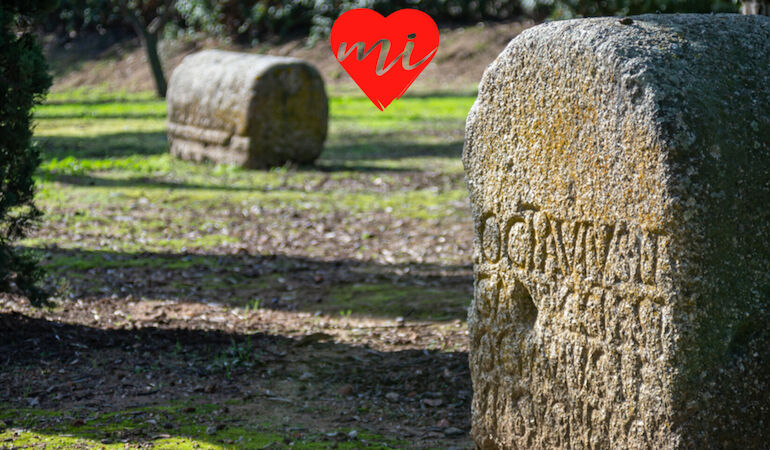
top-left (742, 0), bottom-right (769, 15)
top-left (137, 28), bottom-right (167, 98)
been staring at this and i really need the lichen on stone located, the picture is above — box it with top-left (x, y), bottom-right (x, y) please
top-left (463, 14), bottom-right (770, 449)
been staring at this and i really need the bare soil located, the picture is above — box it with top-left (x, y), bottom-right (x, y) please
top-left (1, 292), bottom-right (472, 447)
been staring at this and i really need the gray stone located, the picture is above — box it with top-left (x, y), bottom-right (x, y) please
top-left (443, 427), bottom-right (465, 436)
top-left (166, 50), bottom-right (328, 169)
top-left (463, 14), bottom-right (770, 449)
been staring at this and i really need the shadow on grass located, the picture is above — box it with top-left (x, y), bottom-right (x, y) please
top-left (0, 311), bottom-right (470, 448)
top-left (34, 132), bottom-right (463, 189)
top-left (38, 163), bottom-right (414, 191)
top-left (37, 172), bottom-right (295, 192)
top-left (35, 130), bottom-right (462, 165)
top-left (36, 132), bottom-right (168, 160)
top-left (35, 112), bottom-right (167, 120)
top-left (43, 98), bottom-right (162, 106)
top-left (41, 248), bottom-right (472, 322)
top-left (323, 139), bottom-right (463, 162)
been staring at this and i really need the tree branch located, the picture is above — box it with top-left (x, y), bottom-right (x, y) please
top-left (147, 0), bottom-right (176, 35)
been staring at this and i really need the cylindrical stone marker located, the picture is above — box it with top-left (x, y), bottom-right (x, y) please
top-left (463, 14), bottom-right (770, 449)
top-left (166, 50), bottom-right (328, 169)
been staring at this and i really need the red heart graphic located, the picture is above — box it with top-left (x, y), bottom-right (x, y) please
top-left (330, 9), bottom-right (439, 110)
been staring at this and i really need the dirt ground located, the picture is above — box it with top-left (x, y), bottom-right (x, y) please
top-left (1, 292), bottom-right (472, 448)
top-left (1, 187), bottom-right (476, 446)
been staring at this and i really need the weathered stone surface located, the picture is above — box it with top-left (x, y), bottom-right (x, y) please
top-left (463, 14), bottom-right (770, 449)
top-left (167, 50), bottom-right (327, 168)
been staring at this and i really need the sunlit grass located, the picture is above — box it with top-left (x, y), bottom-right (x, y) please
top-left (35, 101), bottom-right (167, 119)
top-left (45, 87), bottom-right (160, 104)
top-left (6, 90), bottom-right (474, 447)
top-left (34, 117), bottom-right (166, 137)
top-left (26, 89), bottom-right (473, 259)
top-left (35, 92), bottom-right (474, 133)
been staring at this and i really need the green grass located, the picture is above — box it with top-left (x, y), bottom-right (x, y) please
top-left (330, 95), bottom-right (475, 132)
top-left (45, 87), bottom-right (161, 104)
top-left (8, 88), bottom-right (473, 447)
top-left (28, 90), bottom-right (474, 251)
top-left (0, 402), bottom-right (406, 449)
top-left (35, 92), bottom-right (472, 131)
top-left (23, 181), bottom-right (467, 253)
top-left (328, 283), bottom-right (470, 320)
top-left (24, 89), bottom-right (474, 319)
top-left (33, 91), bottom-right (472, 172)
top-left (34, 100), bottom-right (167, 119)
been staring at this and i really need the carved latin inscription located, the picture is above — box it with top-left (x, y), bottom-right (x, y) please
top-left (469, 202), bottom-right (672, 447)
top-left (477, 204), bottom-right (667, 290)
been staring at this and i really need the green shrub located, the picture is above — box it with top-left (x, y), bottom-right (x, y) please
top-left (0, 0), bottom-right (53, 305)
top-left (175, 0), bottom-right (522, 44)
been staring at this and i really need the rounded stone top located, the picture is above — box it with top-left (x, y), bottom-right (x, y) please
top-left (167, 49), bottom-right (326, 137)
top-left (465, 13), bottom-right (770, 227)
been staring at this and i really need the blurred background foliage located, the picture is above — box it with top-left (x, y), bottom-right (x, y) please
top-left (40, 0), bottom-right (739, 46)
